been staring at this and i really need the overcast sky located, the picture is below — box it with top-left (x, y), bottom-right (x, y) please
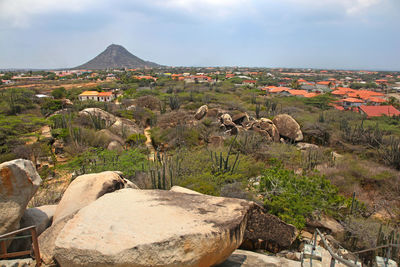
top-left (0, 0), bottom-right (399, 70)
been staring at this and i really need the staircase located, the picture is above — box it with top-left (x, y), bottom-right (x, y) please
top-left (300, 229), bottom-right (398, 267)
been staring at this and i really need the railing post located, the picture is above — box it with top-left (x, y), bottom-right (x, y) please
top-left (30, 228), bottom-right (41, 267)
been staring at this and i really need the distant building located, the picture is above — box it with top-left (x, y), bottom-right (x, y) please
top-left (342, 98), bottom-right (364, 108)
top-left (79, 91), bottom-right (114, 102)
top-left (359, 105), bottom-right (400, 117)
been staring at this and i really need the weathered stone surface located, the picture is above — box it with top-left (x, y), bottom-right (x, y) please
top-left (107, 140), bottom-right (124, 152)
top-left (0, 159), bottom-right (42, 238)
top-left (259, 119), bottom-right (280, 142)
top-left (272, 114), bottom-right (303, 142)
top-left (79, 108), bottom-right (140, 137)
top-left (52, 189), bottom-right (253, 267)
top-left (9, 205), bottom-right (56, 252)
top-left (217, 249), bottom-right (300, 267)
top-left (53, 171), bottom-right (126, 224)
top-left (232, 113), bottom-right (249, 126)
top-left (306, 215), bottom-right (345, 240)
top-left (296, 142), bottom-right (318, 150)
top-left (241, 204), bottom-right (297, 253)
top-left (123, 178), bottom-right (139, 189)
top-left (194, 105), bottom-right (208, 120)
top-left (170, 186), bottom-right (202, 195)
top-left (97, 129), bottom-right (125, 146)
top-left (0, 258), bottom-right (34, 267)
top-left (220, 113), bottom-right (233, 125)
top-left (39, 213), bottom-right (77, 266)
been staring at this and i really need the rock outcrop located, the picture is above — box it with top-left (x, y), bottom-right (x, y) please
top-left (241, 204), bottom-right (297, 252)
top-left (79, 108), bottom-right (140, 137)
top-left (217, 249), bottom-right (300, 267)
top-left (107, 140), bottom-right (124, 152)
top-left (195, 105), bottom-right (208, 120)
top-left (46, 189), bottom-right (254, 267)
top-left (0, 159), bottom-right (42, 239)
top-left (8, 205), bottom-right (56, 252)
top-left (53, 171), bottom-right (126, 224)
top-left (272, 114), bottom-right (303, 142)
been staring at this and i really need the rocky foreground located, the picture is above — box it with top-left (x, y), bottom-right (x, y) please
top-left (0, 159), bottom-right (298, 267)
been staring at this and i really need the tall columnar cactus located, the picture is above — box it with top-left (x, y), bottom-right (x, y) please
top-left (210, 134), bottom-right (240, 174)
top-left (148, 151), bottom-right (182, 190)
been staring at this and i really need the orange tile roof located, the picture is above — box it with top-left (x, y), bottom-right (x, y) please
top-left (79, 91), bottom-right (99, 96)
top-left (269, 87), bottom-right (290, 93)
top-left (288, 89), bottom-right (308, 96)
top-left (304, 93), bottom-right (318, 98)
top-left (317, 81), bottom-right (333, 85)
top-left (367, 97), bottom-right (386, 103)
top-left (360, 105), bottom-right (400, 117)
top-left (342, 98), bottom-right (364, 103)
top-left (98, 92), bottom-right (112, 97)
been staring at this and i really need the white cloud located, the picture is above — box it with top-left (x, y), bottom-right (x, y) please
top-left (284, 0), bottom-right (381, 14)
top-left (0, 0), bottom-right (98, 28)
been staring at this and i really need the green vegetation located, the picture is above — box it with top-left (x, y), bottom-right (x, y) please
top-left (258, 163), bottom-right (348, 229)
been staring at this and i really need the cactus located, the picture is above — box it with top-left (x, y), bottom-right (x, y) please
top-left (210, 134), bottom-right (240, 174)
top-left (148, 151), bottom-right (182, 190)
top-left (168, 95), bottom-right (180, 110)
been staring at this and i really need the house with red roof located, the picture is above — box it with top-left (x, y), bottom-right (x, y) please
top-left (359, 105), bottom-right (400, 117)
top-left (242, 80), bottom-right (257, 86)
top-left (79, 91), bottom-right (115, 102)
top-left (342, 98), bottom-right (364, 109)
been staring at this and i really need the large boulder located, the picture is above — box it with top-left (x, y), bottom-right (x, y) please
top-left (8, 205), bottom-right (56, 252)
top-left (0, 258), bottom-right (34, 267)
top-left (306, 215), bottom-right (345, 240)
top-left (194, 105), bottom-right (208, 120)
top-left (79, 108), bottom-right (140, 137)
top-left (39, 213), bottom-right (77, 266)
top-left (0, 159), bottom-right (42, 238)
top-left (272, 114), bottom-right (303, 142)
top-left (48, 189), bottom-right (254, 267)
top-left (217, 249), bottom-right (300, 267)
top-left (52, 171), bottom-right (126, 224)
top-left (232, 113), bottom-right (249, 126)
top-left (251, 118), bottom-right (280, 142)
top-left (107, 140), bottom-right (124, 152)
top-left (241, 204), bottom-right (297, 252)
top-left (220, 113), bottom-right (233, 125)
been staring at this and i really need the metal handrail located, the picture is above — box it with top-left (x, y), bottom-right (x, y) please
top-left (313, 228), bottom-right (360, 267)
top-left (0, 225), bottom-right (41, 267)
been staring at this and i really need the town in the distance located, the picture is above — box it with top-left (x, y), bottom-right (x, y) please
top-left (1, 44), bottom-right (400, 267)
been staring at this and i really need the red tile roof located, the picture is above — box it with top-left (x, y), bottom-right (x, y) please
top-left (342, 98), bottom-right (364, 103)
top-left (98, 92), bottom-right (112, 97)
top-left (367, 97), bottom-right (386, 103)
top-left (288, 89), bottom-right (308, 96)
top-left (359, 105), bottom-right (400, 117)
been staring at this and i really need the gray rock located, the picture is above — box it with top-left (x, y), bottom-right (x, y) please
top-left (273, 114), bottom-right (303, 142)
top-left (217, 249), bottom-right (300, 267)
top-left (107, 140), bottom-right (124, 152)
top-left (49, 189), bottom-right (255, 267)
top-left (0, 258), bottom-right (34, 267)
top-left (194, 105), bottom-right (208, 120)
top-left (52, 171), bottom-right (126, 224)
top-left (0, 159), bottom-right (42, 241)
top-left (8, 205), bottom-right (56, 252)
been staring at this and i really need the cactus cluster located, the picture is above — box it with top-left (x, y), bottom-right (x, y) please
top-left (149, 152), bottom-right (182, 190)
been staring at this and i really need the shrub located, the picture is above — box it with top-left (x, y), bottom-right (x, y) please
top-left (258, 163), bottom-right (348, 229)
top-left (126, 133), bottom-right (147, 147)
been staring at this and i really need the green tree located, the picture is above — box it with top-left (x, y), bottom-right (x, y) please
top-left (51, 87), bottom-right (67, 99)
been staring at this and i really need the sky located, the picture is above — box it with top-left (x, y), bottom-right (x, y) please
top-left (0, 0), bottom-right (399, 70)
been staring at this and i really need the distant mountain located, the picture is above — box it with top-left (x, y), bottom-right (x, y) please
top-left (74, 44), bottom-right (161, 70)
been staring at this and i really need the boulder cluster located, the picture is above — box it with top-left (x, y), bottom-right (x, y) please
top-left (0, 159), bottom-right (297, 267)
top-left (194, 105), bottom-right (303, 143)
